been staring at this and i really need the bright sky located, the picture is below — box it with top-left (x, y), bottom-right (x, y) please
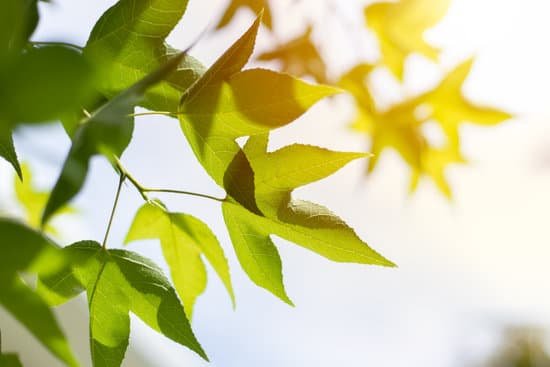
top-left (3, 0), bottom-right (550, 366)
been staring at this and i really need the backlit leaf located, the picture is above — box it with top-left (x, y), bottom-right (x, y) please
top-left (85, 0), bottom-right (204, 112)
top-left (178, 16), bottom-right (391, 302)
top-left (125, 201), bottom-right (234, 318)
top-left (39, 241), bottom-right (207, 367)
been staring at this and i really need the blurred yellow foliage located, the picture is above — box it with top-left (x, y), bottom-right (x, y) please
top-left (340, 59), bottom-right (511, 197)
top-left (15, 163), bottom-right (75, 235)
top-left (365, 0), bottom-right (451, 80)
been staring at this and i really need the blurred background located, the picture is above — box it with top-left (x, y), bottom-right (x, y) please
top-left (3, 0), bottom-right (550, 366)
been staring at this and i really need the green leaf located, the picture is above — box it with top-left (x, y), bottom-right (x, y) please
top-left (216, 0), bottom-right (273, 30)
top-left (0, 353), bottom-right (24, 367)
top-left (178, 16), bottom-right (339, 207)
top-left (85, 0), bottom-right (204, 112)
top-left (218, 135), bottom-right (393, 302)
top-left (0, 129), bottom-right (21, 179)
top-left (222, 203), bottom-right (292, 305)
top-left (177, 15), bottom-right (390, 303)
top-left (125, 201), bottom-right (234, 318)
top-left (0, 46), bottom-right (95, 124)
top-left (244, 136), bottom-right (370, 217)
top-left (39, 241), bottom-right (207, 366)
top-left (0, 0), bottom-right (38, 63)
top-left (42, 52), bottom-right (189, 225)
top-left (0, 219), bottom-right (78, 367)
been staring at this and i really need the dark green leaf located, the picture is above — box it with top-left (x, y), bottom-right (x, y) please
top-left (0, 129), bottom-right (21, 179)
top-left (39, 241), bottom-right (207, 367)
top-left (0, 219), bottom-right (78, 367)
top-left (0, 46), bottom-right (95, 124)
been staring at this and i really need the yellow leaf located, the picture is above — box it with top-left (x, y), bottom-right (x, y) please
top-left (341, 57), bottom-right (510, 197)
top-left (15, 163), bottom-right (75, 235)
top-left (365, 0), bottom-right (451, 79)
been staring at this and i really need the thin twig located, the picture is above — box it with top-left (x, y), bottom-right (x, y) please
top-left (102, 173), bottom-right (125, 249)
top-left (129, 111), bottom-right (176, 118)
top-left (114, 157), bottom-right (224, 203)
top-left (142, 188), bottom-right (225, 202)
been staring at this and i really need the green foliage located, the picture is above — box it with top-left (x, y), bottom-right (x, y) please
top-left (0, 0), bottom-right (511, 365)
top-left (84, 0), bottom-right (203, 113)
top-left (0, 352), bottom-right (24, 367)
top-left (39, 241), bottom-right (207, 365)
top-left (0, 219), bottom-right (77, 367)
top-left (125, 201), bottom-right (234, 318)
top-left (0, 132), bottom-right (21, 179)
top-left (42, 52), bottom-right (189, 225)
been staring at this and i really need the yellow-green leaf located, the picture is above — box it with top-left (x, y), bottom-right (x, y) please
top-left (125, 201), bottom-right (234, 318)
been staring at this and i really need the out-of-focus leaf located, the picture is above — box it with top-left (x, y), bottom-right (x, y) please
top-left (85, 0), bottom-right (204, 112)
top-left (424, 58), bottom-right (512, 148)
top-left (257, 26), bottom-right (327, 83)
top-left (39, 241), bottom-right (207, 367)
top-left (125, 201), bottom-right (234, 318)
top-left (0, 129), bottom-right (21, 179)
top-left (342, 59), bottom-right (511, 196)
top-left (42, 52), bottom-right (189, 225)
top-left (216, 0), bottom-right (273, 30)
top-left (0, 219), bottom-right (78, 367)
top-left (0, 0), bottom-right (38, 64)
top-left (15, 163), bottom-right (75, 234)
top-left (0, 46), bottom-right (95, 124)
top-left (0, 353), bottom-right (24, 367)
top-left (365, 0), bottom-right (451, 80)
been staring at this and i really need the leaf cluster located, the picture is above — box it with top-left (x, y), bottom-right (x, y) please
top-left (220, 0), bottom-right (512, 196)
top-left (0, 1), bottom-right (393, 366)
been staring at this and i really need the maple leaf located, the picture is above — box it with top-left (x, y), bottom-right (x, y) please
top-left (84, 0), bottom-right (204, 114)
top-left (365, 0), bottom-right (451, 80)
top-left (177, 16), bottom-right (394, 303)
top-left (38, 241), bottom-right (207, 367)
top-left (125, 200), bottom-right (234, 318)
top-left (257, 26), bottom-right (328, 83)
